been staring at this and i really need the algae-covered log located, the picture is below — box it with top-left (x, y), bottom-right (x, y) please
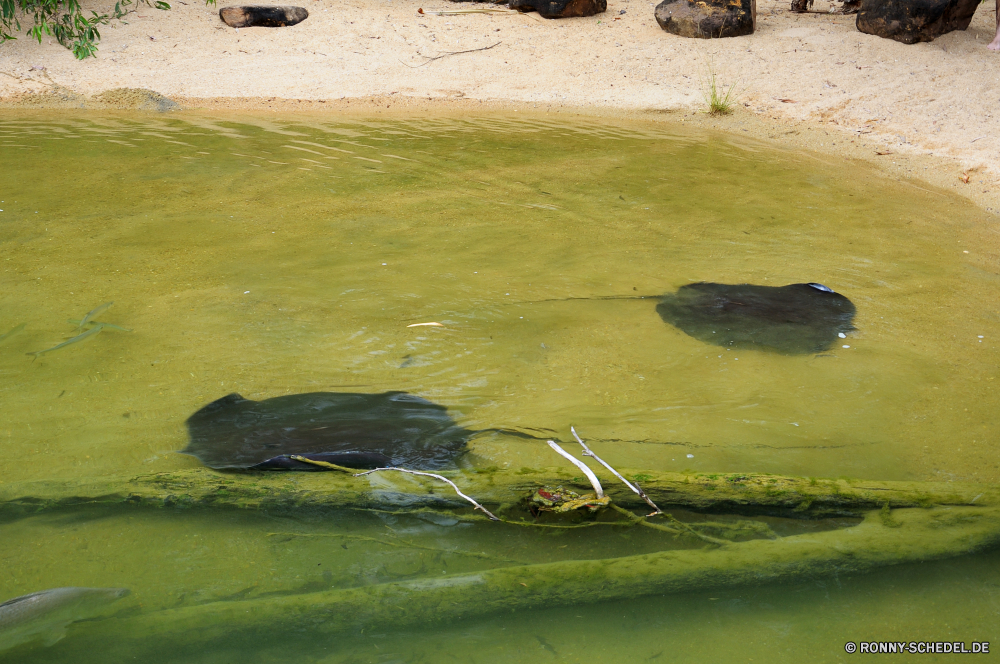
top-left (46, 505), bottom-right (1000, 659)
top-left (0, 466), bottom-right (996, 519)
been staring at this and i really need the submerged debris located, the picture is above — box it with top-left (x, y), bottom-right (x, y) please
top-left (529, 486), bottom-right (610, 514)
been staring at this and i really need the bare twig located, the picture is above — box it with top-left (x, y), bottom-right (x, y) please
top-left (546, 441), bottom-right (604, 499)
top-left (571, 427), bottom-right (662, 515)
top-left (609, 505), bottom-right (727, 545)
top-left (288, 455), bottom-right (361, 474)
top-left (401, 41), bottom-right (502, 68)
top-left (354, 467), bottom-right (499, 521)
top-left (419, 8), bottom-right (517, 14)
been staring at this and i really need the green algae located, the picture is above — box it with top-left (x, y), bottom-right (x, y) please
top-left (38, 506), bottom-right (1000, 660)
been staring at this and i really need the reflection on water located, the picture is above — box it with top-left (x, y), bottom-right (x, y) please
top-left (0, 112), bottom-right (997, 662)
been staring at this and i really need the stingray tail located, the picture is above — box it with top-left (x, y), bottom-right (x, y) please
top-left (508, 295), bottom-right (662, 306)
top-left (471, 427), bottom-right (560, 442)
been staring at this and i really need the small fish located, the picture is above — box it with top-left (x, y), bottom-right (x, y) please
top-left (67, 319), bottom-right (132, 332)
top-left (406, 322), bottom-right (444, 328)
top-left (0, 323), bottom-right (26, 344)
top-left (534, 635), bottom-right (557, 655)
top-left (77, 302), bottom-right (113, 330)
top-left (27, 324), bottom-right (104, 359)
top-left (0, 587), bottom-right (129, 653)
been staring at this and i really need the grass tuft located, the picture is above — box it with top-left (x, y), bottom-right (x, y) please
top-left (703, 62), bottom-right (739, 116)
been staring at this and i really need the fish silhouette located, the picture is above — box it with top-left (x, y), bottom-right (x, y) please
top-left (182, 391), bottom-right (498, 471)
top-left (0, 587), bottom-right (129, 653)
top-left (655, 282), bottom-right (856, 354)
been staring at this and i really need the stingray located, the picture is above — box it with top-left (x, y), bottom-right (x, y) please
top-left (182, 391), bottom-right (538, 471)
top-left (524, 282), bottom-right (856, 355)
top-left (654, 282), bottom-right (856, 354)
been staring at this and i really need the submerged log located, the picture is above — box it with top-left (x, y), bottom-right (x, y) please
top-left (0, 466), bottom-right (995, 520)
top-left (47, 505), bottom-right (1000, 658)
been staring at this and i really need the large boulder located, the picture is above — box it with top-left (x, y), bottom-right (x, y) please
top-left (856, 0), bottom-right (980, 44)
top-left (654, 0), bottom-right (755, 38)
top-left (219, 6), bottom-right (309, 28)
top-left (510, 0), bottom-right (606, 18)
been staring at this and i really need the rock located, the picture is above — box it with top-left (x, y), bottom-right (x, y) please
top-left (856, 0), bottom-right (979, 43)
top-left (791, 0), bottom-right (858, 14)
top-left (654, 0), bottom-right (755, 38)
top-left (219, 6), bottom-right (308, 28)
top-left (510, 0), bottom-right (606, 19)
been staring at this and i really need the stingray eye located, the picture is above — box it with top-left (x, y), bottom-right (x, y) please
top-left (806, 283), bottom-right (834, 293)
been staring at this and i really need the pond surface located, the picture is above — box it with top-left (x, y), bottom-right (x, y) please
top-left (0, 111), bottom-right (997, 662)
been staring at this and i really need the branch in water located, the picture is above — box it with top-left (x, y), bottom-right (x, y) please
top-left (546, 441), bottom-right (604, 499)
top-left (571, 426), bottom-right (662, 515)
top-left (353, 467), bottom-right (499, 521)
top-left (289, 455), bottom-right (362, 474)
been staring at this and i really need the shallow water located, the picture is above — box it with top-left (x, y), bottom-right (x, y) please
top-left (0, 112), bottom-right (997, 661)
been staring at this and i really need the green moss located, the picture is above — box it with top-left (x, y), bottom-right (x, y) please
top-left (879, 503), bottom-right (902, 528)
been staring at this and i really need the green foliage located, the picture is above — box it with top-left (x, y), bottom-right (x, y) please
top-left (0, 0), bottom-right (195, 60)
top-left (701, 59), bottom-right (740, 116)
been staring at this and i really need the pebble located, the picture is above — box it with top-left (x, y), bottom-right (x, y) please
top-left (843, 345), bottom-right (850, 348)
top-left (686, 453), bottom-right (694, 458)
top-left (838, 332), bottom-right (846, 338)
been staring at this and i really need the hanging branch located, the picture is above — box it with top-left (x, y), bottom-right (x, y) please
top-left (571, 427), bottom-right (662, 515)
top-left (546, 441), bottom-right (604, 498)
top-left (354, 467), bottom-right (499, 521)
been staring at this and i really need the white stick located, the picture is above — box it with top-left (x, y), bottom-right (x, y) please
top-left (354, 467), bottom-right (499, 521)
top-left (571, 427), bottom-right (662, 515)
top-left (546, 441), bottom-right (604, 499)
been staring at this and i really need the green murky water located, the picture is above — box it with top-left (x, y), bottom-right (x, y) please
top-left (0, 112), bottom-right (997, 662)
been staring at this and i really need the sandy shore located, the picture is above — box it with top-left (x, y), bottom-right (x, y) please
top-left (1, 0), bottom-right (999, 209)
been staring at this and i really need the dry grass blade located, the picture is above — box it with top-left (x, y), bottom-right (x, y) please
top-left (419, 8), bottom-right (518, 14)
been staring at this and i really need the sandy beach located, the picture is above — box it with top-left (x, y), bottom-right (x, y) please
top-left (1, 0), bottom-right (999, 210)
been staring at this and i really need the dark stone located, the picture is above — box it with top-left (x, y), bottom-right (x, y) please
top-left (791, 0), bottom-right (859, 14)
top-left (655, 282), bottom-right (856, 354)
top-left (510, 0), bottom-right (606, 19)
top-left (219, 5), bottom-right (308, 28)
top-left (182, 391), bottom-right (475, 471)
top-left (856, 0), bottom-right (980, 44)
top-left (654, 0), bottom-right (755, 38)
